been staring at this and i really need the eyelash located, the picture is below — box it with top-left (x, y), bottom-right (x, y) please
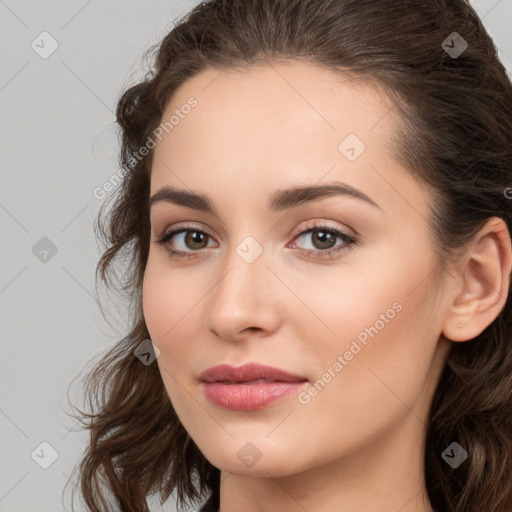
top-left (155, 222), bottom-right (358, 261)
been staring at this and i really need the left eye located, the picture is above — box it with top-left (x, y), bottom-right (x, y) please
top-left (290, 226), bottom-right (356, 254)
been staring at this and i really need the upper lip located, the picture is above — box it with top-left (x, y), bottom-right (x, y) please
top-left (199, 363), bottom-right (308, 383)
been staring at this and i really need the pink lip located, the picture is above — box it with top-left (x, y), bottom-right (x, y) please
top-left (199, 363), bottom-right (309, 411)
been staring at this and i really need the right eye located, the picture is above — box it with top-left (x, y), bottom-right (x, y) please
top-left (156, 224), bottom-right (217, 260)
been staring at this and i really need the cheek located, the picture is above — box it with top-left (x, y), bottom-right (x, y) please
top-left (284, 245), bottom-right (437, 368)
top-left (296, 258), bottom-right (440, 436)
top-left (142, 259), bottom-right (203, 375)
top-left (297, 239), bottom-right (438, 387)
top-left (143, 254), bottom-right (199, 340)
top-left (142, 261), bottom-right (205, 421)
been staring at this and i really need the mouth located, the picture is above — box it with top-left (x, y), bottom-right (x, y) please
top-left (199, 363), bottom-right (309, 411)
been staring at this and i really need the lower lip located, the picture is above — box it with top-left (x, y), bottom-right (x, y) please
top-left (201, 381), bottom-right (308, 411)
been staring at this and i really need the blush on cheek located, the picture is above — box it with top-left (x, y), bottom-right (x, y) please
top-left (143, 269), bottom-right (188, 339)
top-left (142, 271), bottom-right (202, 371)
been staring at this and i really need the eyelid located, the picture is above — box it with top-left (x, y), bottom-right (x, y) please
top-left (157, 221), bottom-right (216, 241)
top-left (289, 219), bottom-right (357, 241)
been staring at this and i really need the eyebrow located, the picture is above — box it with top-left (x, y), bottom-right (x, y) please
top-left (148, 181), bottom-right (381, 214)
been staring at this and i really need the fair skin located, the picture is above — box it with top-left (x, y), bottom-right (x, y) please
top-left (142, 61), bottom-right (512, 512)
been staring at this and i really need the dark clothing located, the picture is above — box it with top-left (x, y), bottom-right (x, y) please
top-left (198, 490), bottom-right (220, 512)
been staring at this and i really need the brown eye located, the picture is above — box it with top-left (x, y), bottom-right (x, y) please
top-left (155, 224), bottom-right (217, 260)
top-left (309, 229), bottom-right (338, 250)
top-left (158, 228), bottom-right (212, 251)
top-left (181, 230), bottom-right (209, 250)
top-left (289, 223), bottom-right (357, 259)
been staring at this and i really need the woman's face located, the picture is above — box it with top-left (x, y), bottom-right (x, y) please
top-left (143, 61), bottom-right (453, 479)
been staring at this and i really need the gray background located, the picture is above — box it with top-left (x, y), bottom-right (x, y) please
top-left (0, 1), bottom-right (511, 511)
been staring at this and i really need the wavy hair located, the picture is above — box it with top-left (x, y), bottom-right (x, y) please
top-left (65, 0), bottom-right (512, 510)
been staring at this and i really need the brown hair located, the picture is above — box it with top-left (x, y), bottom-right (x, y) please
top-left (65, 0), bottom-right (512, 510)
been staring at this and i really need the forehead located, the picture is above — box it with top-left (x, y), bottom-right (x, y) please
top-left (154, 60), bottom-right (396, 156)
top-left (149, 61), bottom-right (427, 218)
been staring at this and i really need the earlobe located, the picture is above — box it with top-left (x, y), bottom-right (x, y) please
top-left (442, 217), bottom-right (512, 343)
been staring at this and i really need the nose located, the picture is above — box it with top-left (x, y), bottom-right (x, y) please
top-left (204, 242), bottom-right (282, 342)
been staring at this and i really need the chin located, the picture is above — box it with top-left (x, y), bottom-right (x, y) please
top-left (199, 439), bottom-right (309, 478)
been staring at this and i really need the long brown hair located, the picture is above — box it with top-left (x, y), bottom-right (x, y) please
top-left (64, 1), bottom-right (512, 510)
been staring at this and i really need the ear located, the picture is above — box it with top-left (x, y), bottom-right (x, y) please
top-left (442, 217), bottom-right (512, 342)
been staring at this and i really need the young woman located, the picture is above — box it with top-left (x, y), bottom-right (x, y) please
top-left (66, 1), bottom-right (512, 511)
